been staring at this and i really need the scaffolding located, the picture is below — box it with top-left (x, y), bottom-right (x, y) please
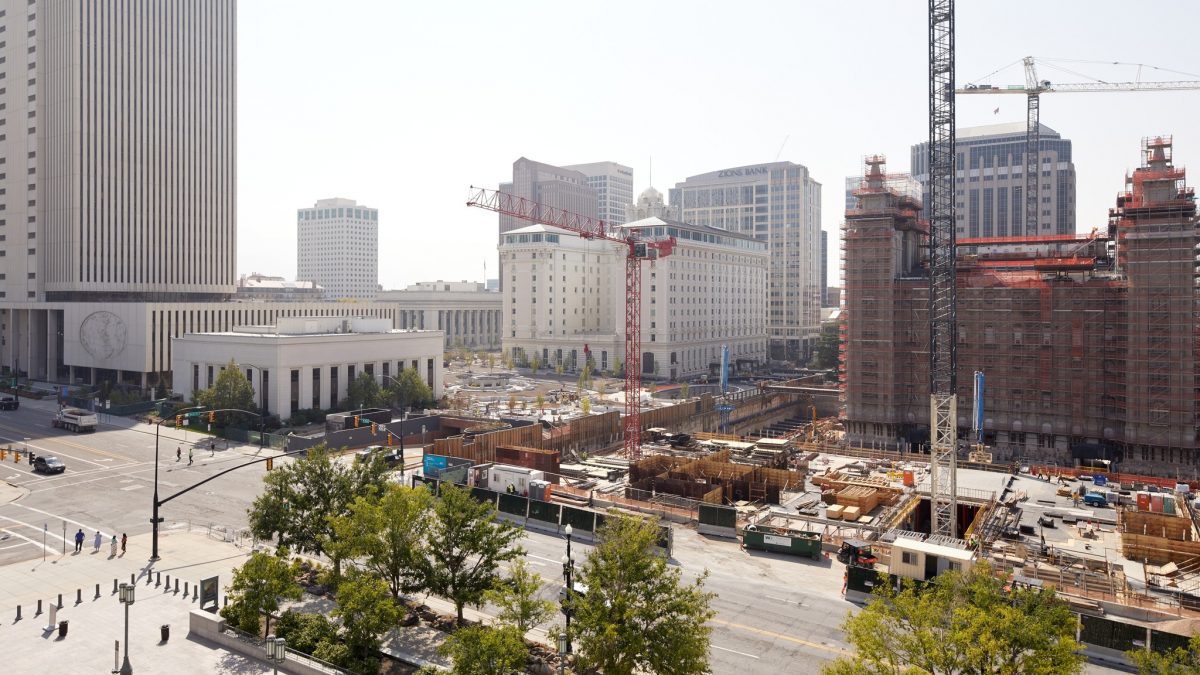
top-left (841, 138), bottom-right (1200, 473)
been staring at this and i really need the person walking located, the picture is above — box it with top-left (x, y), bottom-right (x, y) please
top-left (109, 535), bottom-right (117, 557)
top-left (176, 446), bottom-right (181, 462)
top-left (188, 448), bottom-right (194, 465)
top-left (92, 531), bottom-right (102, 553)
top-left (73, 528), bottom-right (84, 553)
top-left (120, 533), bottom-right (127, 555)
top-left (210, 439), bottom-right (216, 457)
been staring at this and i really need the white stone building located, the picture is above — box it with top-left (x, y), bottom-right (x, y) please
top-left (376, 281), bottom-right (502, 349)
top-left (499, 213), bottom-right (768, 380)
top-left (625, 187), bottom-right (680, 223)
top-left (171, 317), bottom-right (444, 417)
top-left (297, 198), bottom-right (380, 300)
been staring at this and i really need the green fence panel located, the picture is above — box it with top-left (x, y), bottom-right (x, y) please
top-left (698, 504), bottom-right (736, 528)
top-left (528, 500), bottom-right (561, 525)
top-left (846, 565), bottom-right (891, 594)
top-left (1150, 629), bottom-right (1190, 654)
top-left (498, 493), bottom-right (528, 517)
top-left (471, 487), bottom-right (498, 506)
top-left (412, 476), bottom-right (440, 495)
top-left (1080, 614), bottom-right (1144, 653)
top-left (561, 506), bottom-right (596, 533)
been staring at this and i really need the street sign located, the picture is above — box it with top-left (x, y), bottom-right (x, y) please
top-left (199, 576), bottom-right (219, 612)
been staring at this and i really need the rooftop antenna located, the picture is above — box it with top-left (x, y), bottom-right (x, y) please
top-left (774, 135), bottom-right (790, 161)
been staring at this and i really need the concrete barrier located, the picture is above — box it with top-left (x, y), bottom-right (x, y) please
top-left (187, 610), bottom-right (344, 675)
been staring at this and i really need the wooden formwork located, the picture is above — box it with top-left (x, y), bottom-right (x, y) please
top-left (640, 394), bottom-right (718, 432)
top-left (630, 455), bottom-right (684, 482)
top-left (837, 486), bottom-right (880, 513)
top-left (544, 411), bottom-right (621, 454)
top-left (431, 423), bottom-right (543, 465)
top-left (1122, 534), bottom-right (1200, 566)
top-left (1121, 509), bottom-right (1195, 541)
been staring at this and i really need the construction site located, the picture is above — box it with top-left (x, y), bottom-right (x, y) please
top-left (841, 137), bottom-right (1199, 476)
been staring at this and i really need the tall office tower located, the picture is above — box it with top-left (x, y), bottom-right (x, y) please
top-left (32, 0), bottom-right (235, 302)
top-left (670, 162), bottom-right (822, 362)
top-left (911, 121), bottom-right (1076, 238)
top-left (498, 158), bottom-right (598, 290)
top-left (297, 198), bottom-right (379, 300)
top-left (563, 161), bottom-right (634, 227)
top-left (819, 230), bottom-right (828, 307)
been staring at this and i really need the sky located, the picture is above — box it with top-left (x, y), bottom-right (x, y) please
top-left (236, 0), bottom-right (1200, 291)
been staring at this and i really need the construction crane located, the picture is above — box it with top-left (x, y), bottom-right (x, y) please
top-left (927, 0), bottom-right (958, 538)
top-left (466, 187), bottom-right (676, 460)
top-left (958, 56), bottom-right (1200, 236)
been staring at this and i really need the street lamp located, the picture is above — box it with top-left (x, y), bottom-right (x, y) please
top-left (117, 582), bottom-right (135, 675)
top-left (151, 406), bottom-right (202, 561)
top-left (557, 631), bottom-right (569, 675)
top-left (265, 635), bottom-right (287, 675)
top-left (560, 524), bottom-right (575, 656)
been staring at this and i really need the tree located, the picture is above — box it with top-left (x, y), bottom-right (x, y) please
top-left (329, 484), bottom-right (433, 602)
top-left (221, 551), bottom-right (301, 636)
top-left (535, 394), bottom-right (545, 412)
top-left (386, 367), bottom-right (433, 412)
top-left (612, 355), bottom-right (623, 378)
top-left (572, 514), bottom-right (715, 675)
top-left (822, 562), bottom-right (1084, 675)
top-left (439, 624), bottom-right (528, 675)
top-left (487, 353), bottom-right (496, 371)
top-left (1127, 634), bottom-right (1200, 674)
top-left (680, 382), bottom-right (690, 399)
top-left (484, 558), bottom-right (555, 634)
top-left (275, 610), bottom-right (339, 656)
top-left (195, 359), bottom-right (256, 425)
top-left (530, 355), bottom-right (541, 374)
top-left (332, 569), bottom-right (401, 673)
top-left (507, 394), bottom-right (517, 412)
top-left (345, 372), bottom-right (383, 410)
top-left (419, 484), bottom-right (523, 624)
top-left (248, 444), bottom-right (389, 579)
top-left (580, 396), bottom-right (591, 416)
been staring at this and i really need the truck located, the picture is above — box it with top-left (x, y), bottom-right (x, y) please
top-left (1082, 492), bottom-right (1108, 508)
top-left (52, 407), bottom-right (98, 433)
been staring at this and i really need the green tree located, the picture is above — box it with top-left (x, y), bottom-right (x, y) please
top-left (221, 551), bottom-right (302, 636)
top-left (386, 367), bottom-right (433, 411)
top-left (580, 396), bottom-right (591, 416)
top-left (332, 569), bottom-right (401, 673)
top-left (612, 355), bottom-right (623, 378)
top-left (484, 559), bottom-right (555, 634)
top-left (507, 394), bottom-right (517, 412)
top-left (680, 382), bottom-right (690, 399)
top-left (274, 610), bottom-right (339, 655)
top-left (329, 484), bottom-right (433, 602)
top-left (195, 359), bottom-right (257, 425)
top-left (529, 355), bottom-right (541, 375)
top-left (345, 372), bottom-right (383, 410)
top-left (822, 562), bottom-right (1084, 675)
top-left (419, 484), bottom-right (523, 624)
top-left (1127, 634), bottom-right (1200, 674)
top-left (535, 394), bottom-right (545, 412)
top-left (439, 624), bottom-right (528, 675)
top-left (572, 514), bottom-right (715, 675)
top-left (487, 353), bottom-right (496, 371)
top-left (248, 444), bottom-right (389, 580)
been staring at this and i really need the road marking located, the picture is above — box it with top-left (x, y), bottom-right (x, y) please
top-left (0, 515), bottom-right (69, 544)
top-left (765, 594), bottom-right (793, 603)
top-left (712, 645), bottom-right (760, 659)
top-left (0, 526), bottom-right (45, 552)
top-left (119, 485), bottom-right (144, 491)
top-left (5, 504), bottom-right (109, 538)
top-left (709, 618), bottom-right (852, 656)
top-left (0, 424), bottom-right (135, 463)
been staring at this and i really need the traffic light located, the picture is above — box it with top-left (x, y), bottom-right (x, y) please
top-left (385, 433), bottom-right (393, 447)
top-left (1, 449), bottom-right (7, 461)
top-left (371, 422), bottom-right (378, 436)
top-left (208, 411), bottom-right (216, 423)
top-left (353, 415), bottom-right (360, 428)
top-left (175, 414), bottom-right (182, 429)
top-left (266, 456), bottom-right (274, 471)
top-left (12, 448), bottom-right (18, 463)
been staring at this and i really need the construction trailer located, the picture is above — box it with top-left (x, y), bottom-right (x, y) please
top-left (840, 140), bottom-right (1199, 473)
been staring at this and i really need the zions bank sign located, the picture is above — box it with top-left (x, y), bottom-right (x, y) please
top-left (716, 166), bottom-right (770, 178)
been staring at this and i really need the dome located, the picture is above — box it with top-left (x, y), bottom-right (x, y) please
top-left (638, 186), bottom-right (663, 205)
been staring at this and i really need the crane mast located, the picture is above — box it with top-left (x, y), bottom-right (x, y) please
top-left (467, 187), bottom-right (675, 460)
top-left (928, 0), bottom-right (959, 538)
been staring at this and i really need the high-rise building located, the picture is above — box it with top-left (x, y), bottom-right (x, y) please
top-left (820, 230), bottom-right (829, 307)
top-left (670, 162), bottom-right (822, 362)
top-left (564, 161), bottom-right (634, 227)
top-left (842, 140), bottom-right (1198, 473)
top-left (297, 198), bottom-right (379, 300)
top-left (498, 158), bottom-right (597, 291)
top-left (911, 121), bottom-right (1076, 238)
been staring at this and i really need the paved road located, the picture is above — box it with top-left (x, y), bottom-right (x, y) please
top-left (0, 398), bottom-right (274, 566)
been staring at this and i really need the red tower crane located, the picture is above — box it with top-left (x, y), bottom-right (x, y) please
top-left (467, 187), bottom-right (675, 460)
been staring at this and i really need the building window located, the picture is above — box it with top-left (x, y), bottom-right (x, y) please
top-left (901, 552), bottom-right (915, 564)
top-left (290, 369), bottom-right (300, 414)
top-left (330, 366), bottom-right (339, 407)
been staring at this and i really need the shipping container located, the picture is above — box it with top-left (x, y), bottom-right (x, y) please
top-left (1152, 494), bottom-right (1165, 513)
top-left (1164, 497), bottom-right (1176, 515)
top-left (1137, 492), bottom-right (1151, 511)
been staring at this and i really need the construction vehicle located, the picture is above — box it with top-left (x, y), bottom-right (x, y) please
top-left (52, 407), bottom-right (98, 433)
top-left (836, 539), bottom-right (878, 568)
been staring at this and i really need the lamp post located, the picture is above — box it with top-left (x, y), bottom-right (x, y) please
top-left (117, 582), bottom-right (135, 675)
top-left (557, 631), bottom-right (569, 675)
top-left (151, 406), bottom-right (202, 561)
top-left (265, 635), bottom-right (287, 675)
top-left (560, 524), bottom-right (574, 657)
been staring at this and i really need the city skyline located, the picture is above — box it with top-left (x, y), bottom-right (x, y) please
top-left (236, 1), bottom-right (1199, 291)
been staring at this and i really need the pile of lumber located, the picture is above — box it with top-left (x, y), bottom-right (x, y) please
top-left (837, 485), bottom-right (880, 514)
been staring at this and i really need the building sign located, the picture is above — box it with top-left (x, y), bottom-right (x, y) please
top-left (717, 166), bottom-right (770, 178)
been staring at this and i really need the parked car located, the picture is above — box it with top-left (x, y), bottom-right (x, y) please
top-left (33, 455), bottom-right (65, 474)
top-left (355, 446), bottom-right (403, 468)
top-left (0, 395), bottom-right (17, 411)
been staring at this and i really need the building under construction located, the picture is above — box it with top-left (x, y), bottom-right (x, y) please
top-left (841, 138), bottom-right (1198, 474)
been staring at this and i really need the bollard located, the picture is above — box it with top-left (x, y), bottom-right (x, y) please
top-left (223, 596), bottom-right (228, 608)
top-left (164, 574), bottom-right (170, 592)
top-left (94, 583), bottom-right (100, 600)
top-left (56, 593), bottom-right (62, 610)
top-left (75, 588), bottom-right (81, 605)
top-left (184, 581), bottom-right (189, 597)
top-left (130, 573), bottom-right (135, 586)
top-left (193, 584), bottom-right (199, 601)
top-left (156, 572), bottom-right (161, 587)
top-left (36, 599), bottom-right (42, 616)
top-left (15, 604), bottom-right (20, 621)
top-left (146, 572), bottom-right (151, 586)
top-left (173, 578), bottom-right (179, 594)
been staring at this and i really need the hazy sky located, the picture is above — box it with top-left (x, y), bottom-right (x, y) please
top-left (236, 0), bottom-right (1200, 290)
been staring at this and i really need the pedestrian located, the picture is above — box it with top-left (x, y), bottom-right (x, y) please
top-left (842, 570), bottom-right (848, 595)
top-left (73, 528), bottom-right (84, 553)
top-left (92, 531), bottom-right (101, 553)
top-left (188, 448), bottom-right (193, 465)
top-left (210, 439), bottom-right (216, 456)
top-left (176, 446), bottom-right (181, 462)
top-left (120, 533), bottom-right (127, 555)
top-left (109, 535), bottom-right (117, 557)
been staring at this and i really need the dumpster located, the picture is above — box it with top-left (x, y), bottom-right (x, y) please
top-left (742, 527), bottom-right (822, 560)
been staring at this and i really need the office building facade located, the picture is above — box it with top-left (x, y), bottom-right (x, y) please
top-left (564, 161), bottom-right (633, 227)
top-left (670, 162), bottom-right (822, 362)
top-left (911, 121), bottom-right (1076, 238)
top-left (297, 198), bottom-right (379, 300)
top-left (377, 281), bottom-right (502, 349)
